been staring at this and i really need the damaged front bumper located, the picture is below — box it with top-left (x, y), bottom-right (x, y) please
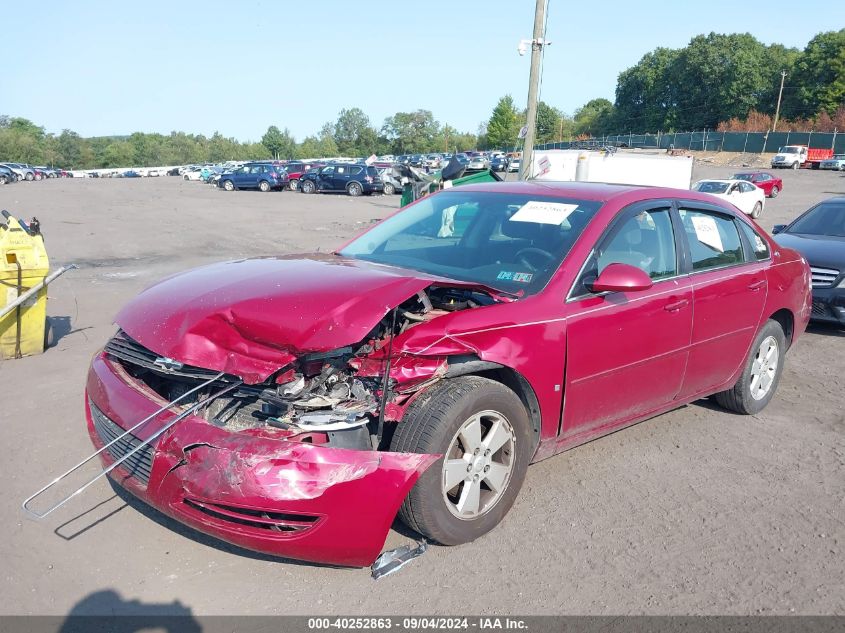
top-left (86, 353), bottom-right (438, 567)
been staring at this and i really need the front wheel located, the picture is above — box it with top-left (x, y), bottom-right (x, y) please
top-left (347, 182), bottom-right (363, 197)
top-left (751, 202), bottom-right (762, 218)
top-left (300, 180), bottom-right (315, 194)
top-left (258, 180), bottom-right (271, 192)
top-left (713, 319), bottom-right (786, 415)
top-left (383, 182), bottom-right (395, 195)
top-left (289, 179), bottom-right (299, 191)
top-left (770, 186), bottom-right (779, 198)
top-left (791, 162), bottom-right (799, 170)
top-left (222, 180), bottom-right (234, 191)
top-left (25, 172), bottom-right (34, 181)
top-left (390, 376), bottom-right (532, 545)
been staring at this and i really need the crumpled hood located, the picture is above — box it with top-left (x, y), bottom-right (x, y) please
top-left (115, 254), bottom-right (439, 383)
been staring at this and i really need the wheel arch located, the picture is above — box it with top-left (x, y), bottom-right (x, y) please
top-left (444, 355), bottom-right (542, 454)
top-left (768, 308), bottom-right (795, 349)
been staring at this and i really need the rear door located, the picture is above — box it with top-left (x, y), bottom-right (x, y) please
top-left (562, 202), bottom-right (693, 435)
top-left (675, 204), bottom-right (767, 398)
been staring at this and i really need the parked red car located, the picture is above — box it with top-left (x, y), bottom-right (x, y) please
top-left (732, 171), bottom-right (783, 198)
top-left (84, 182), bottom-right (811, 566)
top-left (283, 162), bottom-right (323, 191)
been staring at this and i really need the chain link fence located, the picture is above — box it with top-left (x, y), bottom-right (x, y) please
top-left (535, 130), bottom-right (845, 154)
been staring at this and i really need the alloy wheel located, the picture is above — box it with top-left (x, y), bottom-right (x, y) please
top-left (749, 335), bottom-right (779, 400)
top-left (442, 411), bottom-right (515, 520)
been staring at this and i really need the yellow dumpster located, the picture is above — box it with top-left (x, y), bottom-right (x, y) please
top-left (0, 211), bottom-right (49, 359)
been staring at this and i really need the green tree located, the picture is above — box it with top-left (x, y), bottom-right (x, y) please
top-left (487, 96), bottom-right (521, 149)
top-left (535, 101), bottom-right (563, 143)
top-left (57, 129), bottom-right (84, 168)
top-left (787, 29), bottom-right (845, 118)
top-left (573, 98), bottom-right (616, 136)
top-left (261, 125), bottom-right (287, 159)
top-left (381, 110), bottom-right (441, 154)
top-left (334, 108), bottom-right (377, 156)
top-left (614, 47), bottom-right (680, 132)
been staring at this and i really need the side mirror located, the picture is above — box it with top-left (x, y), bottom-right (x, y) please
top-left (772, 224), bottom-right (787, 234)
top-left (590, 263), bottom-right (653, 293)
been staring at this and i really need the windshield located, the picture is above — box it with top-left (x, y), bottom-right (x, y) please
top-left (733, 174), bottom-right (753, 181)
top-left (780, 147), bottom-right (801, 154)
top-left (339, 190), bottom-right (602, 296)
top-left (789, 202), bottom-right (845, 237)
top-left (694, 181), bottom-right (730, 194)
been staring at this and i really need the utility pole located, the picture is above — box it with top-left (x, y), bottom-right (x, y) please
top-left (519, 0), bottom-right (548, 181)
top-left (773, 70), bottom-right (787, 132)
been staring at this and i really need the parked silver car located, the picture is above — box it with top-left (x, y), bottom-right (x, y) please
top-left (1, 163), bottom-right (34, 181)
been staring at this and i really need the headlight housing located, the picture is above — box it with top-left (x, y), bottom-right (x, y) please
top-left (837, 276), bottom-right (845, 289)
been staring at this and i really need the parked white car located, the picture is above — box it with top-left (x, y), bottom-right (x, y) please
top-left (182, 168), bottom-right (204, 181)
top-left (691, 179), bottom-right (766, 218)
top-left (819, 154), bottom-right (845, 171)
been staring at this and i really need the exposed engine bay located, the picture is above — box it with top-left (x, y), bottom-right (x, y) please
top-left (105, 285), bottom-right (500, 450)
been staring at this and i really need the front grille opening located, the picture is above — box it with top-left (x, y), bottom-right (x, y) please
top-left (183, 499), bottom-right (319, 533)
top-left (90, 401), bottom-right (154, 486)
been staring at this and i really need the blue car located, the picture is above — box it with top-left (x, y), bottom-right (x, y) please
top-left (217, 162), bottom-right (289, 192)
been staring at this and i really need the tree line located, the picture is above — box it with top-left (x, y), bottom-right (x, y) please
top-left (2, 29), bottom-right (842, 168)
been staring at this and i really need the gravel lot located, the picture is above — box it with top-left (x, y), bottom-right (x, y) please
top-left (1, 164), bottom-right (843, 616)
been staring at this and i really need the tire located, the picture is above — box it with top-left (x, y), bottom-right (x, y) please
top-left (25, 172), bottom-right (34, 181)
top-left (300, 180), bottom-right (315, 194)
top-left (383, 182), bottom-right (395, 195)
top-left (390, 376), bottom-right (533, 546)
top-left (791, 161), bottom-right (799, 170)
top-left (347, 182), bottom-right (363, 197)
top-left (289, 179), bottom-right (299, 191)
top-left (770, 186), bottom-right (779, 198)
top-left (222, 180), bottom-right (234, 191)
top-left (258, 180), bottom-right (270, 192)
top-left (713, 320), bottom-right (786, 415)
top-left (751, 202), bottom-right (762, 219)
top-left (183, 175), bottom-right (189, 180)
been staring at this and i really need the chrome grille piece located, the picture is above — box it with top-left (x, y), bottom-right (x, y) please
top-left (810, 267), bottom-right (839, 288)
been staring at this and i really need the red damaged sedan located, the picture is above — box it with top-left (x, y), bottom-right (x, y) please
top-left (85, 181), bottom-right (811, 566)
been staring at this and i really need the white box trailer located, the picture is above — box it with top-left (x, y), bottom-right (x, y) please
top-left (530, 149), bottom-right (694, 189)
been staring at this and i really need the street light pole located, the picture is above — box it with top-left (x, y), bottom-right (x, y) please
top-left (518, 0), bottom-right (547, 181)
top-left (773, 70), bottom-right (787, 132)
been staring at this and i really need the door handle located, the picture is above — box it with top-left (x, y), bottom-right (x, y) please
top-left (748, 279), bottom-right (766, 291)
top-left (664, 298), bottom-right (689, 312)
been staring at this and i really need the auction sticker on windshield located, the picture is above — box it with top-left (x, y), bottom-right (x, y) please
top-left (509, 201), bottom-right (578, 225)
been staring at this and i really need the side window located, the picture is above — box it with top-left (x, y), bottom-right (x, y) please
top-left (349, 166), bottom-right (363, 176)
top-left (679, 208), bottom-right (745, 271)
top-left (597, 208), bottom-right (677, 280)
top-left (740, 182), bottom-right (754, 193)
top-left (737, 221), bottom-right (771, 261)
top-left (322, 166), bottom-right (334, 176)
top-left (336, 166), bottom-right (347, 175)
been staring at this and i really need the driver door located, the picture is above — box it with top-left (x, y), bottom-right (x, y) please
top-left (561, 203), bottom-right (693, 436)
top-left (316, 166), bottom-right (334, 191)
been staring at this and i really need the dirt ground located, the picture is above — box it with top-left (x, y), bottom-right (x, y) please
top-left (1, 165), bottom-right (843, 616)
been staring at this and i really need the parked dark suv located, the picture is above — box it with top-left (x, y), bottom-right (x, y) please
top-left (217, 162), bottom-right (289, 192)
top-left (283, 162), bottom-right (323, 191)
top-left (299, 164), bottom-right (383, 196)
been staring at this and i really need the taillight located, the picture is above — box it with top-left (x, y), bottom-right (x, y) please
top-left (365, 176), bottom-right (373, 183)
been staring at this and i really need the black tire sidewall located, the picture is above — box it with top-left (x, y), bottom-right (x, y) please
top-left (348, 182), bottom-right (362, 196)
top-left (733, 320), bottom-right (787, 414)
top-left (394, 378), bottom-right (533, 545)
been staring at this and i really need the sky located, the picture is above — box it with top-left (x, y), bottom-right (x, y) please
top-left (4, 0), bottom-right (843, 141)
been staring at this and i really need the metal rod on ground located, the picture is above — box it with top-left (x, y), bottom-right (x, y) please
top-left (0, 264), bottom-right (77, 320)
top-left (518, 0), bottom-right (547, 181)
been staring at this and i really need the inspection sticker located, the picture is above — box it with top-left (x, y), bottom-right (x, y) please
top-left (509, 201), bottom-right (578, 225)
top-left (691, 215), bottom-right (724, 252)
top-left (497, 271), bottom-right (533, 283)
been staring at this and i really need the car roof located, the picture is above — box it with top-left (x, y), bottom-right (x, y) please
top-left (451, 180), bottom-right (727, 205)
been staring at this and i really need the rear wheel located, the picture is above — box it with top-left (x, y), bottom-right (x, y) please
top-left (289, 179), bottom-right (300, 191)
top-left (770, 186), bottom-right (779, 198)
top-left (383, 182), bottom-right (395, 195)
top-left (258, 180), bottom-right (271, 192)
top-left (25, 172), bottom-right (34, 181)
top-left (714, 319), bottom-right (786, 415)
top-left (390, 376), bottom-right (532, 545)
top-left (222, 180), bottom-right (234, 191)
top-left (751, 202), bottom-right (762, 218)
top-left (347, 182), bottom-right (363, 197)
top-left (183, 175), bottom-right (189, 180)
top-left (300, 180), bottom-right (315, 194)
